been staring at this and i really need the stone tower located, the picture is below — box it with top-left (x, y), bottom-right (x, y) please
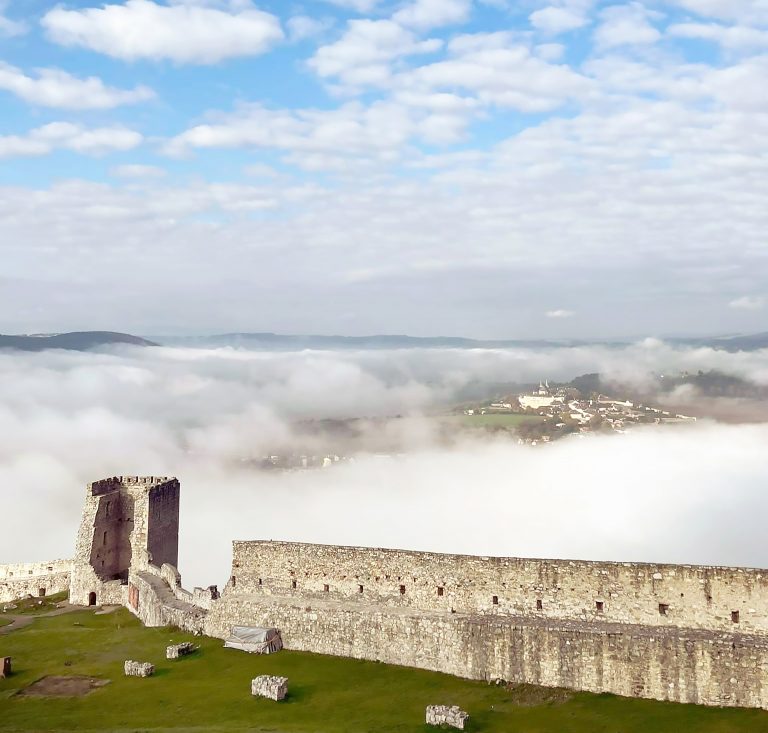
top-left (69, 476), bottom-right (180, 606)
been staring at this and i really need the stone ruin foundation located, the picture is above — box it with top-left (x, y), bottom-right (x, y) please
top-left (166, 642), bottom-right (196, 659)
top-left (124, 660), bottom-right (155, 677)
top-left (426, 705), bottom-right (469, 730)
top-left (251, 675), bottom-right (288, 701)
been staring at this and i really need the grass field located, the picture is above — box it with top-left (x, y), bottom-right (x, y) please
top-left (2, 608), bottom-right (768, 732)
top-left (0, 618), bottom-right (10, 628)
top-left (454, 413), bottom-right (543, 429)
top-left (3, 591), bottom-right (69, 616)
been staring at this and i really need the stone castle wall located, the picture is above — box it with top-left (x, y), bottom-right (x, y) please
top-left (0, 560), bottom-right (71, 603)
top-left (227, 540), bottom-right (766, 634)
top-left (204, 593), bottom-right (768, 709)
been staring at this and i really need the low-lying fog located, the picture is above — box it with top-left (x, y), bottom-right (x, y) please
top-left (2, 340), bottom-right (768, 588)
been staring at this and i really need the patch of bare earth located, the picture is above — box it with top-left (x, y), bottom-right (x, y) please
top-left (16, 675), bottom-right (110, 697)
top-left (505, 683), bottom-right (572, 706)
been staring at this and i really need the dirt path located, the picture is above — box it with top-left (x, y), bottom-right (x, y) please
top-left (0, 604), bottom-right (95, 636)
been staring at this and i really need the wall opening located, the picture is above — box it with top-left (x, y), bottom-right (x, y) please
top-left (596, 601), bottom-right (604, 613)
top-left (437, 586), bottom-right (444, 597)
top-left (324, 584), bottom-right (329, 592)
top-left (258, 578), bottom-right (262, 586)
top-left (292, 580), bottom-right (297, 590)
top-left (231, 575), bottom-right (236, 588)
top-left (38, 587), bottom-right (46, 597)
top-left (492, 595), bottom-right (499, 605)
top-left (536, 599), bottom-right (543, 611)
top-left (399, 585), bottom-right (406, 595)
top-left (102, 531), bottom-right (108, 546)
top-left (358, 585), bottom-right (364, 594)
top-left (659, 603), bottom-right (669, 616)
top-left (88, 592), bottom-right (97, 606)
top-left (732, 610), bottom-right (740, 624)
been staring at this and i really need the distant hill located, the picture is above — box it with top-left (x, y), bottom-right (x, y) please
top-left (0, 331), bottom-right (157, 352)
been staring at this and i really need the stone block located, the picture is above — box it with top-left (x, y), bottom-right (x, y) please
top-left (426, 705), bottom-right (469, 730)
top-left (251, 675), bottom-right (288, 701)
top-left (1, 657), bottom-right (11, 678)
top-left (166, 642), bottom-right (196, 660)
top-left (124, 660), bottom-right (155, 677)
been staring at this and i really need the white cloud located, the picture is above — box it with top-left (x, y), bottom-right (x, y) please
top-left (668, 22), bottom-right (768, 52)
top-left (546, 309), bottom-right (574, 318)
top-left (398, 32), bottom-right (592, 112)
top-left (530, 6), bottom-right (589, 34)
top-left (392, 0), bottom-right (472, 31)
top-left (593, 2), bottom-right (662, 49)
top-left (309, 19), bottom-right (442, 86)
top-left (42, 0), bottom-right (283, 64)
top-left (165, 98), bottom-right (470, 160)
top-left (671, 0), bottom-right (768, 24)
top-left (0, 63), bottom-right (154, 110)
top-left (110, 164), bottom-right (167, 178)
top-left (0, 0), bottom-right (25, 36)
top-left (0, 123), bottom-right (143, 159)
top-left (287, 15), bottom-right (333, 42)
top-left (729, 296), bottom-right (765, 310)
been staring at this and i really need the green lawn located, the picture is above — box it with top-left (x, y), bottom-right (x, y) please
top-left (0, 618), bottom-right (10, 628)
top-left (455, 413), bottom-right (543, 428)
top-left (2, 609), bottom-right (768, 732)
top-left (4, 592), bottom-right (69, 617)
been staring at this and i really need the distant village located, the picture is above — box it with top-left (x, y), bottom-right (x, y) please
top-left (462, 380), bottom-right (696, 445)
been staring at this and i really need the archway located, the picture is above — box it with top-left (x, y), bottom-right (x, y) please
top-left (88, 592), bottom-right (97, 606)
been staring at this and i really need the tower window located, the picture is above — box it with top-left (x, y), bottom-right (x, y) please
top-left (358, 585), bottom-right (364, 594)
top-left (492, 595), bottom-right (499, 605)
top-left (324, 584), bottom-right (329, 592)
top-left (231, 576), bottom-right (236, 588)
top-left (437, 587), bottom-right (444, 597)
top-left (292, 580), bottom-right (297, 590)
top-left (659, 603), bottom-right (669, 616)
top-left (596, 601), bottom-right (604, 613)
top-left (732, 610), bottom-right (740, 624)
top-left (399, 585), bottom-right (406, 595)
top-left (536, 599), bottom-right (543, 611)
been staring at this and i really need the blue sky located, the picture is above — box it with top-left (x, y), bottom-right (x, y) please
top-left (1, 0), bottom-right (767, 337)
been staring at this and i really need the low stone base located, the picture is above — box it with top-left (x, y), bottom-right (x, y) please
top-left (166, 642), bottom-right (196, 659)
top-left (426, 705), bottom-right (469, 730)
top-left (251, 675), bottom-right (288, 701)
top-left (124, 660), bottom-right (155, 677)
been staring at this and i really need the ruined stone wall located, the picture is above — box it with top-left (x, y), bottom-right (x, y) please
top-left (146, 481), bottom-right (180, 569)
top-left (228, 541), bottom-right (768, 635)
top-left (70, 476), bottom-right (179, 606)
top-left (0, 561), bottom-right (71, 603)
top-left (204, 594), bottom-right (768, 709)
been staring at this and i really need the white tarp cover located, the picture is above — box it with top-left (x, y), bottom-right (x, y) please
top-left (224, 626), bottom-right (283, 654)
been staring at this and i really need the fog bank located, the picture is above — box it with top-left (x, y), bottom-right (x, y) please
top-left (1, 342), bottom-right (768, 587)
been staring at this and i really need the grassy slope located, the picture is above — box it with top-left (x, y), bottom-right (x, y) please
top-left (0, 618), bottom-right (10, 628)
top-left (456, 413), bottom-right (543, 428)
top-left (1, 609), bottom-right (768, 732)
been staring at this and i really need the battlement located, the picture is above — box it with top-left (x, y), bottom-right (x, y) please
top-left (88, 476), bottom-right (178, 496)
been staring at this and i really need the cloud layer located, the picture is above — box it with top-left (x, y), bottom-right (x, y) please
top-left (2, 343), bottom-right (768, 587)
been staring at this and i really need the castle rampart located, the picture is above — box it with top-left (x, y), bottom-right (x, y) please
top-left (224, 540), bottom-right (767, 635)
top-left (0, 560), bottom-right (71, 603)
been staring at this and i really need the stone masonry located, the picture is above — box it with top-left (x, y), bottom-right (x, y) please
top-left (251, 675), bottom-right (288, 701)
top-left (426, 705), bottom-right (469, 730)
top-left (166, 642), bottom-right (196, 659)
top-left (124, 660), bottom-right (154, 677)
